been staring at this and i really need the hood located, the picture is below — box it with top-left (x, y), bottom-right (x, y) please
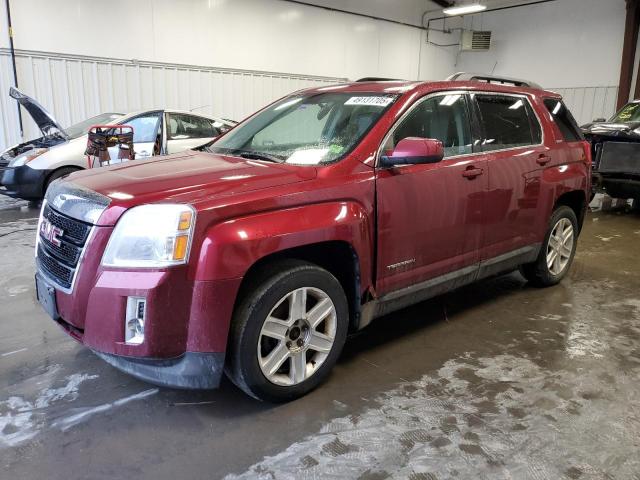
top-left (10, 87), bottom-right (68, 140)
top-left (581, 121), bottom-right (640, 140)
top-left (66, 151), bottom-right (316, 224)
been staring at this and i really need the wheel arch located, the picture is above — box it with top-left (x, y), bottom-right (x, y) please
top-left (194, 201), bottom-right (374, 331)
top-left (234, 241), bottom-right (363, 332)
top-left (554, 189), bottom-right (587, 232)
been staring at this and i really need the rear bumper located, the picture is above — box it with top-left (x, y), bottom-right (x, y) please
top-left (0, 165), bottom-right (50, 199)
top-left (94, 351), bottom-right (225, 389)
top-left (593, 173), bottom-right (640, 198)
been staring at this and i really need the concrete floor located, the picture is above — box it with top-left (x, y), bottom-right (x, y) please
top-left (1, 195), bottom-right (639, 480)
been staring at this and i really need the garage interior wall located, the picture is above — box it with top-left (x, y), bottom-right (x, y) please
top-left (430, 0), bottom-right (626, 124)
top-left (0, 0), bottom-right (455, 151)
top-left (0, 0), bottom-right (629, 151)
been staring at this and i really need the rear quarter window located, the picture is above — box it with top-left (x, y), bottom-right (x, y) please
top-left (543, 99), bottom-right (583, 142)
top-left (475, 95), bottom-right (541, 151)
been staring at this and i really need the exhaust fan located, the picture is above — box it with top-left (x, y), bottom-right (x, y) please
top-left (461, 30), bottom-right (492, 51)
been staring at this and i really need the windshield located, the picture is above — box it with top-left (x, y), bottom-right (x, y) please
top-left (610, 102), bottom-right (640, 123)
top-left (65, 113), bottom-right (124, 139)
top-left (207, 92), bottom-right (398, 165)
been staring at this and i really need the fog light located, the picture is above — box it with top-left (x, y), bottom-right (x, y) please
top-left (125, 297), bottom-right (146, 345)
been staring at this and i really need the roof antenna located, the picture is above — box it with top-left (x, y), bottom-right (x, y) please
top-left (190, 105), bottom-right (211, 112)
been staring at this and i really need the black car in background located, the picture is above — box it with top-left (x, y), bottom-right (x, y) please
top-left (583, 101), bottom-right (640, 203)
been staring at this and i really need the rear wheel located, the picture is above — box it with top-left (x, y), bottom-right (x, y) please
top-left (225, 260), bottom-right (348, 402)
top-left (520, 206), bottom-right (578, 287)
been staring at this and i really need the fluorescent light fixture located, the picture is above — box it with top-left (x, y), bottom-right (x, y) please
top-left (443, 3), bottom-right (487, 15)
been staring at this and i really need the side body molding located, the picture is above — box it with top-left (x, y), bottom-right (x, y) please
top-left (194, 201), bottom-right (373, 288)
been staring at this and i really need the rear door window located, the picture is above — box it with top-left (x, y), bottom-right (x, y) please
top-left (543, 99), bottom-right (583, 142)
top-left (475, 95), bottom-right (540, 151)
top-left (167, 113), bottom-right (216, 139)
top-left (383, 93), bottom-right (474, 158)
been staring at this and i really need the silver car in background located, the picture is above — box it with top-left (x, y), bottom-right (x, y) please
top-left (0, 87), bottom-right (236, 200)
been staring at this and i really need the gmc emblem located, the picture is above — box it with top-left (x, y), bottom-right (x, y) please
top-left (40, 218), bottom-right (64, 247)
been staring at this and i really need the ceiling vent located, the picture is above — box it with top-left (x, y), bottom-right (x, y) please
top-left (461, 30), bottom-right (492, 51)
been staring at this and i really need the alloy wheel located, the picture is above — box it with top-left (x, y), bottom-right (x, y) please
top-left (546, 217), bottom-right (574, 276)
top-left (257, 287), bottom-right (337, 386)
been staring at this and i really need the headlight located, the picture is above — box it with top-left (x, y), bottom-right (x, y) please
top-left (102, 204), bottom-right (196, 268)
top-left (8, 148), bottom-right (47, 167)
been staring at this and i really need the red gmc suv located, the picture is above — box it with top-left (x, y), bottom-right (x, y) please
top-left (35, 75), bottom-right (591, 402)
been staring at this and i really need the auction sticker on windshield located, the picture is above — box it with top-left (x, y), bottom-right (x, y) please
top-left (344, 96), bottom-right (394, 107)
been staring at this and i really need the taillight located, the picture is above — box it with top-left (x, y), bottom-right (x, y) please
top-left (581, 141), bottom-right (592, 169)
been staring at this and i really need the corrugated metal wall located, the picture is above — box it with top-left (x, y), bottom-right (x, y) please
top-left (549, 86), bottom-right (619, 125)
top-left (0, 49), bottom-right (347, 151)
top-left (0, 50), bottom-right (622, 150)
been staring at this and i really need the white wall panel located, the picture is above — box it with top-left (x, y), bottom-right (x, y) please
top-left (448, 0), bottom-right (625, 89)
top-left (550, 86), bottom-right (619, 125)
top-left (0, 49), bottom-right (345, 151)
top-left (6, 0), bottom-right (433, 81)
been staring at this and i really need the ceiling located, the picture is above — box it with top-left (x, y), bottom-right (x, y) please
top-left (425, 0), bottom-right (543, 11)
top-left (292, 0), bottom-right (550, 26)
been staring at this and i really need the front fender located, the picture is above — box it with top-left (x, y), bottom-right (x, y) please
top-left (194, 201), bottom-right (372, 286)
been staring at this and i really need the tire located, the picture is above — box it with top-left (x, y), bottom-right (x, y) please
top-left (44, 167), bottom-right (79, 194)
top-left (520, 206), bottom-right (578, 287)
top-left (225, 260), bottom-right (349, 402)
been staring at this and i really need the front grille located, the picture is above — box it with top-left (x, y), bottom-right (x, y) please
top-left (41, 203), bottom-right (91, 245)
top-left (37, 203), bottom-right (92, 290)
top-left (37, 243), bottom-right (74, 288)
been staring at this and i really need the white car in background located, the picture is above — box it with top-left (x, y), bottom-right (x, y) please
top-left (0, 87), bottom-right (236, 200)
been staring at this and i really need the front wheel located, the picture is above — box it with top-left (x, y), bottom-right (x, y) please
top-left (520, 206), bottom-right (578, 287)
top-left (225, 260), bottom-right (349, 402)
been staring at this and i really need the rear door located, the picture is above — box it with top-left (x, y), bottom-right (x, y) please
top-left (166, 113), bottom-right (219, 154)
top-left (472, 93), bottom-right (548, 260)
top-left (376, 92), bottom-right (487, 294)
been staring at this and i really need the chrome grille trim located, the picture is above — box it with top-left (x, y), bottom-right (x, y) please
top-left (45, 180), bottom-right (110, 225)
top-left (35, 199), bottom-right (96, 294)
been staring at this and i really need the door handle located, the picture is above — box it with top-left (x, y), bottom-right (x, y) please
top-left (536, 154), bottom-right (551, 166)
top-left (462, 167), bottom-right (484, 179)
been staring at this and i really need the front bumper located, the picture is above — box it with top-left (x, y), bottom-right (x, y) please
top-left (593, 173), bottom-right (640, 198)
top-left (38, 253), bottom-right (241, 389)
top-left (0, 164), bottom-right (50, 199)
top-left (94, 351), bottom-right (225, 389)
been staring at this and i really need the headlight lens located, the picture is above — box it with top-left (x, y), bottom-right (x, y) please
top-left (102, 204), bottom-right (196, 268)
top-left (8, 148), bottom-right (47, 167)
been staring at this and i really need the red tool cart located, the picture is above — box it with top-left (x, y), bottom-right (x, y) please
top-left (85, 125), bottom-right (135, 168)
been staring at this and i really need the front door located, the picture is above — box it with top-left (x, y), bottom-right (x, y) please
top-left (376, 92), bottom-right (487, 295)
top-left (121, 111), bottom-right (163, 160)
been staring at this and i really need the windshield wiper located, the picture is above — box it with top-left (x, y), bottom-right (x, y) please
top-left (237, 151), bottom-right (284, 163)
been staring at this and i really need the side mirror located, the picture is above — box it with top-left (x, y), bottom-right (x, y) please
top-left (379, 137), bottom-right (444, 168)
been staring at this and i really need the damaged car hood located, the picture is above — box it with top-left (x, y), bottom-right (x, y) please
top-left (10, 86), bottom-right (68, 140)
top-left (582, 121), bottom-right (640, 139)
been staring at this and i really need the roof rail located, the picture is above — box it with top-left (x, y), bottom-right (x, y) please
top-left (355, 77), bottom-right (403, 82)
top-left (446, 72), bottom-right (542, 90)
